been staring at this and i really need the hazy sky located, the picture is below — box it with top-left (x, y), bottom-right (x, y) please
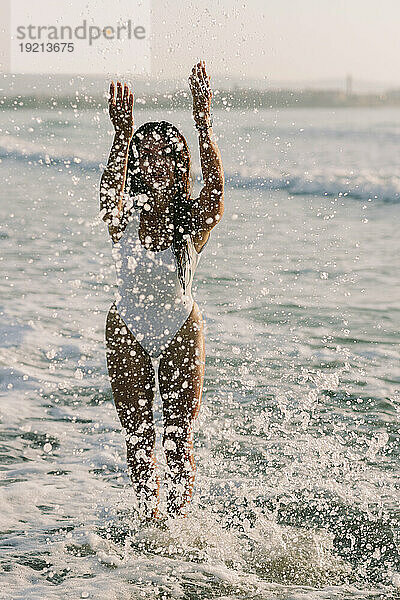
top-left (3, 0), bottom-right (400, 87)
top-left (152, 0), bottom-right (400, 85)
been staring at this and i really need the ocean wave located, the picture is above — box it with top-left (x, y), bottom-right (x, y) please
top-left (1, 138), bottom-right (400, 202)
top-left (0, 137), bottom-right (101, 172)
top-left (225, 170), bottom-right (400, 202)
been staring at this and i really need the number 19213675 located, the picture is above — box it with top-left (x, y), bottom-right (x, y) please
top-left (19, 42), bottom-right (74, 52)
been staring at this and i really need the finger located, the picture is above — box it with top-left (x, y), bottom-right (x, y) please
top-left (189, 71), bottom-right (200, 90)
top-left (194, 63), bottom-right (205, 90)
top-left (200, 60), bottom-right (207, 77)
top-left (129, 92), bottom-right (134, 113)
top-left (192, 62), bottom-right (200, 81)
top-left (109, 81), bottom-right (115, 104)
top-left (189, 72), bottom-right (198, 88)
top-left (201, 61), bottom-right (210, 86)
top-left (190, 72), bottom-right (202, 97)
top-left (201, 74), bottom-right (211, 97)
top-left (123, 83), bottom-right (129, 108)
top-left (196, 62), bottom-right (203, 80)
top-left (116, 81), bottom-right (122, 106)
top-left (195, 63), bottom-right (203, 85)
top-left (196, 63), bottom-right (207, 96)
top-left (199, 63), bottom-right (209, 92)
top-left (188, 76), bottom-right (196, 97)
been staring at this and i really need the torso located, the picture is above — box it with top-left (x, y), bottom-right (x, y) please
top-left (110, 207), bottom-right (203, 358)
top-left (110, 203), bottom-right (210, 254)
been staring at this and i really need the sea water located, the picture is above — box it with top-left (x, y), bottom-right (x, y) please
top-left (0, 104), bottom-right (399, 599)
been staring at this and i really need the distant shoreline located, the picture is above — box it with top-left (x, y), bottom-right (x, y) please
top-left (2, 88), bottom-right (400, 110)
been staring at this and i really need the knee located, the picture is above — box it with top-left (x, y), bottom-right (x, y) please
top-left (125, 422), bottom-right (156, 470)
top-left (127, 441), bottom-right (154, 468)
top-left (124, 414), bottom-right (155, 444)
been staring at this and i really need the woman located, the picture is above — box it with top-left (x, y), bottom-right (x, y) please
top-left (99, 61), bottom-right (224, 520)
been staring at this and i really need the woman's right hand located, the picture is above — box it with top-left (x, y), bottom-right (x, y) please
top-left (109, 81), bottom-right (134, 141)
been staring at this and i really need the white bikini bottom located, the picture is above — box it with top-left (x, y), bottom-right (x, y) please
top-left (110, 299), bottom-right (194, 358)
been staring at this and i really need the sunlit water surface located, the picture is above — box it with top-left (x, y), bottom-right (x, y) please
top-left (0, 105), bottom-right (399, 599)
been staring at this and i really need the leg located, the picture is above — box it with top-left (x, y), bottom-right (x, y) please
top-left (158, 303), bottom-right (205, 517)
top-left (105, 303), bottom-right (160, 518)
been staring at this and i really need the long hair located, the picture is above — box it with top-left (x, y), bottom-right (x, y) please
top-left (124, 121), bottom-right (195, 292)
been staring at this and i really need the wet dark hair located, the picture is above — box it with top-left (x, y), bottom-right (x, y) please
top-left (124, 121), bottom-right (195, 293)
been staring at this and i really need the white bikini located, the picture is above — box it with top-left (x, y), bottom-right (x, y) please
top-left (111, 202), bottom-right (202, 358)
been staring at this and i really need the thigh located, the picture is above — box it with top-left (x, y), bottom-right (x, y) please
top-left (158, 303), bottom-right (205, 428)
top-left (105, 303), bottom-right (155, 431)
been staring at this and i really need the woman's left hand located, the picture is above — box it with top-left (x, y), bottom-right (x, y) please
top-left (189, 60), bottom-right (212, 127)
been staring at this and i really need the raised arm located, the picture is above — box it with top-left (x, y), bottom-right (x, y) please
top-left (189, 61), bottom-right (224, 251)
top-left (99, 81), bottom-right (134, 243)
